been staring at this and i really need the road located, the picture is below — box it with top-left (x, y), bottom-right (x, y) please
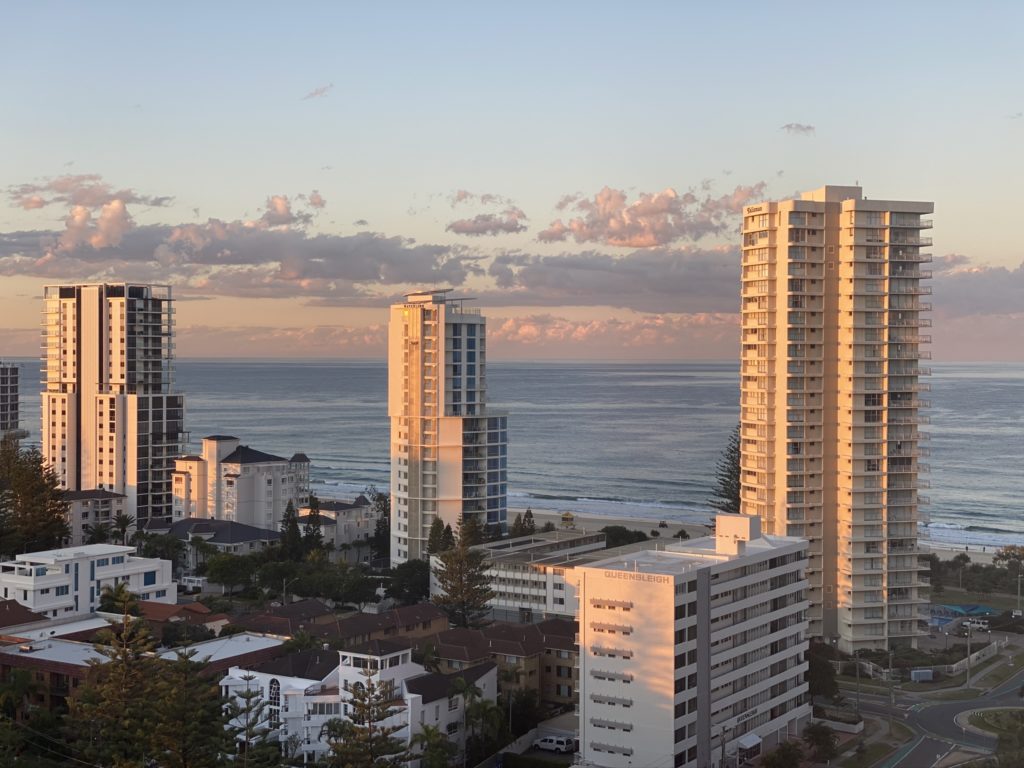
top-left (840, 655), bottom-right (1024, 767)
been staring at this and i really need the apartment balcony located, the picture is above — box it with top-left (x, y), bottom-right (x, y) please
top-left (890, 251), bottom-right (933, 263)
top-left (890, 269), bottom-right (932, 280)
top-left (889, 364), bottom-right (931, 377)
top-left (890, 218), bottom-right (933, 229)
top-left (891, 236), bottom-right (933, 247)
top-left (889, 317), bottom-right (932, 328)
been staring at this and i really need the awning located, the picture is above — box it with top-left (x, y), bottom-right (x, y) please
top-left (737, 732), bottom-right (762, 750)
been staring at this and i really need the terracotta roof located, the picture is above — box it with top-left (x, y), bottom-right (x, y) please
top-left (346, 638), bottom-right (414, 656)
top-left (429, 619), bottom-right (578, 661)
top-left (265, 599), bottom-right (333, 622)
top-left (138, 600), bottom-right (213, 623)
top-left (405, 662), bottom-right (496, 704)
top-left (0, 600), bottom-right (46, 629)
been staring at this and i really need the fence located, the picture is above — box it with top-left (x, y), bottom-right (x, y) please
top-left (831, 642), bottom-right (998, 680)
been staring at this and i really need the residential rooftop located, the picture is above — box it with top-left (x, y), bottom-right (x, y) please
top-left (8, 544), bottom-right (135, 563)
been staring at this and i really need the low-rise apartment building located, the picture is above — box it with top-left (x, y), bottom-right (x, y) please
top-left (576, 515), bottom-right (810, 768)
top-left (0, 544), bottom-right (175, 618)
top-left (221, 639), bottom-right (497, 766)
top-left (172, 435), bottom-right (310, 529)
top-left (299, 497), bottom-right (375, 564)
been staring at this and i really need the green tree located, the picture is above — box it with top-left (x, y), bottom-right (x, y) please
top-left (206, 553), bottom-right (256, 602)
top-left (386, 559), bottom-right (430, 605)
top-left (280, 500), bottom-right (303, 561)
top-left (708, 423), bottom-right (741, 515)
top-left (803, 721), bottom-right (839, 761)
top-left (322, 667), bottom-right (410, 767)
top-left (459, 514), bottom-right (484, 547)
top-left (410, 724), bottom-right (456, 768)
top-left (600, 525), bottom-right (648, 548)
top-left (303, 495), bottom-right (323, 553)
top-left (149, 648), bottom-right (231, 768)
top-left (66, 583), bottom-right (158, 766)
top-left (807, 643), bottom-right (839, 702)
top-left (0, 669), bottom-right (41, 723)
top-left (522, 507), bottom-right (536, 535)
top-left (113, 512), bottom-right (136, 546)
top-left (509, 513), bottom-right (525, 538)
top-left (426, 517), bottom-right (446, 554)
top-left (84, 521), bottom-right (113, 544)
top-left (0, 437), bottom-right (70, 557)
top-left (432, 523), bottom-right (495, 628)
top-left (761, 741), bottom-right (803, 768)
top-left (139, 532), bottom-right (186, 565)
top-left (440, 523), bottom-right (456, 551)
top-left (226, 674), bottom-right (282, 767)
top-left (539, 521), bottom-right (556, 533)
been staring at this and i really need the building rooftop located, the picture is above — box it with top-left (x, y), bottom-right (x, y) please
top-left (250, 648), bottom-right (339, 681)
top-left (289, 452), bottom-right (310, 463)
top-left (221, 445), bottom-right (287, 465)
top-left (0, 638), bottom-right (104, 667)
top-left (153, 517), bottom-right (281, 544)
top-left (204, 435), bottom-right (239, 441)
top-left (156, 632), bottom-right (285, 664)
top-left (0, 600), bottom-right (47, 629)
top-left (0, 616), bottom-right (111, 642)
top-left (11, 544), bottom-right (135, 563)
top-left (63, 489), bottom-right (127, 501)
top-left (473, 530), bottom-right (606, 567)
top-left (404, 662), bottom-right (495, 704)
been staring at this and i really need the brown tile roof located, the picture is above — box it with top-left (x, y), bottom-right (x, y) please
top-left (404, 662), bottom-right (496, 704)
top-left (429, 619), bottom-right (579, 661)
top-left (0, 600), bottom-right (46, 629)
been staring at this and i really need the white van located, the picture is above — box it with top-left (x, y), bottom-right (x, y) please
top-left (533, 736), bottom-right (574, 753)
top-left (964, 619), bottom-right (989, 631)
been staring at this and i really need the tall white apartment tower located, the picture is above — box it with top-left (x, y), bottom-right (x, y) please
top-left (42, 284), bottom-right (185, 526)
top-left (0, 361), bottom-right (20, 436)
top-left (740, 186), bottom-right (932, 653)
top-left (389, 290), bottom-right (508, 563)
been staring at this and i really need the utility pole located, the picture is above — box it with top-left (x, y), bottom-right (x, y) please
top-left (1017, 571), bottom-right (1022, 613)
top-left (966, 624), bottom-right (972, 688)
top-left (854, 648), bottom-right (861, 716)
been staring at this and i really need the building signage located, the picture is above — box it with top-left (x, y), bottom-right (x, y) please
top-left (603, 570), bottom-right (670, 584)
top-left (738, 707), bottom-right (759, 723)
top-left (747, 205), bottom-right (763, 213)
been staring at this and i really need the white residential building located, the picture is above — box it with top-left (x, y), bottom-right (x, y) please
top-left (298, 497), bottom-right (375, 564)
top-left (171, 435), bottom-right (310, 529)
top-left (740, 186), bottom-right (932, 651)
top-left (389, 289), bottom-right (508, 563)
top-left (221, 639), bottom-right (497, 766)
top-left (41, 283), bottom-right (184, 525)
top-left (0, 544), bottom-right (175, 618)
top-left (576, 515), bottom-right (810, 768)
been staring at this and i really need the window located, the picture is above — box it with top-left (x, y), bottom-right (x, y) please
top-left (143, 571), bottom-right (157, 586)
top-left (446, 721), bottom-right (459, 735)
top-left (56, 585), bottom-right (70, 596)
top-left (448, 696), bottom-right (458, 711)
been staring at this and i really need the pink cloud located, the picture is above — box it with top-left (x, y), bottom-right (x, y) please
top-left (539, 183), bottom-right (767, 247)
top-left (446, 207), bottom-right (528, 236)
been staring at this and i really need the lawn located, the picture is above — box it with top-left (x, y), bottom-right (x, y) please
top-left (974, 651), bottom-right (1024, 688)
top-left (968, 708), bottom-right (1024, 737)
top-left (838, 741), bottom-right (894, 768)
top-left (937, 587), bottom-right (1020, 613)
top-left (922, 687), bottom-right (983, 701)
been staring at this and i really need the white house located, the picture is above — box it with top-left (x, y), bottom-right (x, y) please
top-left (221, 639), bottom-right (497, 765)
top-left (172, 435), bottom-right (310, 529)
top-left (0, 544), bottom-right (175, 618)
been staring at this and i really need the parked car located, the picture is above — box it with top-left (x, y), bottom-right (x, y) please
top-left (533, 736), bottom-right (575, 754)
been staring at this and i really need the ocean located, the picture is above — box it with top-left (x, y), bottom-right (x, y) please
top-left (11, 359), bottom-right (1024, 548)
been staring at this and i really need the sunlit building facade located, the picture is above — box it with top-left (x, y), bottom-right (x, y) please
top-left (42, 283), bottom-right (185, 525)
top-left (740, 186), bottom-right (932, 652)
top-left (576, 515), bottom-right (810, 768)
top-left (388, 290), bottom-right (508, 563)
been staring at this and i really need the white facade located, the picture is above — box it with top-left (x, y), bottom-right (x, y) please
top-left (0, 544), bottom-right (175, 618)
top-left (389, 290), bottom-right (508, 563)
top-left (221, 643), bottom-right (497, 766)
top-left (41, 283), bottom-right (184, 525)
top-left (576, 516), bottom-right (810, 768)
top-left (300, 499), bottom-right (375, 564)
top-left (740, 186), bottom-right (932, 652)
top-left (172, 435), bottom-right (310, 529)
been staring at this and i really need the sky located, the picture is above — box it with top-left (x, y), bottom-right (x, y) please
top-left (1, 2), bottom-right (1022, 361)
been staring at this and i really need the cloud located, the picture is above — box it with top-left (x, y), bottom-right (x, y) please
top-left (175, 323), bottom-right (387, 357)
top-left (449, 190), bottom-right (511, 207)
top-left (446, 207), bottom-right (528, 237)
top-left (8, 174), bottom-right (172, 210)
top-left (484, 245), bottom-right (740, 313)
top-left (487, 312), bottom-right (739, 359)
top-left (537, 184), bottom-right (766, 247)
top-left (302, 83), bottom-right (334, 100)
top-left (308, 190), bottom-right (326, 209)
top-left (0, 187), bottom-right (481, 303)
top-left (353, 219), bottom-right (368, 226)
top-left (781, 123), bottom-right (815, 135)
top-left (1008, 112), bottom-right (1023, 120)
top-left (933, 259), bottom-right (1024, 318)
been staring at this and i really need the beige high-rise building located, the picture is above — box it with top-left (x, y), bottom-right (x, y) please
top-left (42, 284), bottom-right (184, 526)
top-left (740, 186), bottom-right (932, 653)
top-left (388, 290), bottom-right (508, 563)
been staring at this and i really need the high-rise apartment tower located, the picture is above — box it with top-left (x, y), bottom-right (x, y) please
top-left (42, 284), bottom-right (185, 525)
top-left (389, 290), bottom-right (508, 563)
top-left (0, 361), bottom-right (19, 436)
top-left (740, 186), bottom-right (932, 653)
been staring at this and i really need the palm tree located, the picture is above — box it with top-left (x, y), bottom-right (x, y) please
top-left (112, 512), bottom-right (136, 546)
top-left (448, 677), bottom-right (481, 766)
top-left (410, 724), bottom-right (456, 768)
top-left (83, 522), bottom-right (112, 545)
top-left (188, 535), bottom-right (217, 573)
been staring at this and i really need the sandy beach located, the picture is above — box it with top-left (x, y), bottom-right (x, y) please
top-left (509, 506), bottom-right (712, 541)
top-left (511, 505), bottom-right (999, 564)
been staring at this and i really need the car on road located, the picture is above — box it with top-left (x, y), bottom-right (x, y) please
top-left (533, 736), bottom-right (575, 754)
